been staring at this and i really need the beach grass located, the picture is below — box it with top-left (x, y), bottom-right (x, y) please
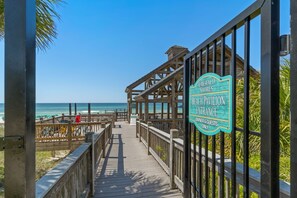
top-left (0, 125), bottom-right (69, 196)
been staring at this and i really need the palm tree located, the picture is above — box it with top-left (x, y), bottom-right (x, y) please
top-left (0, 0), bottom-right (63, 50)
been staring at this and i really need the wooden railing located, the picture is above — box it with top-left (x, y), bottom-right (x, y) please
top-left (35, 121), bottom-right (108, 151)
top-left (136, 121), bottom-right (290, 197)
top-left (115, 110), bottom-right (128, 121)
top-left (38, 113), bottom-right (116, 127)
top-left (36, 123), bottom-right (112, 198)
top-left (148, 118), bottom-right (183, 133)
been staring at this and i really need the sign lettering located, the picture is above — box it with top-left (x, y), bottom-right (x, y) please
top-left (189, 73), bottom-right (233, 135)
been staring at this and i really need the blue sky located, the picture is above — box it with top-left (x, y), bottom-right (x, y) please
top-left (0, 0), bottom-right (290, 103)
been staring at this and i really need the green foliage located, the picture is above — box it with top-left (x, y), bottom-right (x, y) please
top-left (156, 145), bottom-right (167, 162)
top-left (0, 0), bottom-right (64, 50)
top-left (0, 126), bottom-right (68, 193)
top-left (235, 60), bottom-right (291, 157)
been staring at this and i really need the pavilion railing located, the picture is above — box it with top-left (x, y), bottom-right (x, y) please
top-left (136, 121), bottom-right (290, 197)
top-left (35, 123), bottom-right (112, 198)
top-left (148, 118), bottom-right (183, 133)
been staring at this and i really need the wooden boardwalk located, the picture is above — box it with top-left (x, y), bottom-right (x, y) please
top-left (94, 122), bottom-right (183, 198)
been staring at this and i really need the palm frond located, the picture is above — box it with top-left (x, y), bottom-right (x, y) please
top-left (0, 0), bottom-right (64, 50)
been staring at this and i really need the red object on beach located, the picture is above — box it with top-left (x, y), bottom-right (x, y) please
top-left (75, 115), bottom-right (81, 123)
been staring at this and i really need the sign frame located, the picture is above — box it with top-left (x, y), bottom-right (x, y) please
top-left (189, 73), bottom-right (233, 136)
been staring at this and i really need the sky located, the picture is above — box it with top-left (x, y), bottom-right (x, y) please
top-left (0, 0), bottom-right (290, 103)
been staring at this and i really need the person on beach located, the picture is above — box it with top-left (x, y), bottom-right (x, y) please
top-left (75, 113), bottom-right (81, 123)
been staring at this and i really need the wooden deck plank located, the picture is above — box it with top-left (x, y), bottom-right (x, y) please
top-left (94, 122), bottom-right (182, 198)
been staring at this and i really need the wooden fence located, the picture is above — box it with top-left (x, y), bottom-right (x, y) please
top-left (148, 118), bottom-right (183, 134)
top-left (38, 113), bottom-right (115, 125)
top-left (35, 123), bottom-right (112, 198)
top-left (136, 121), bottom-right (290, 197)
top-left (35, 121), bottom-right (109, 151)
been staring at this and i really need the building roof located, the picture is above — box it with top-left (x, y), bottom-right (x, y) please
top-left (134, 66), bottom-right (184, 101)
top-left (125, 47), bottom-right (189, 93)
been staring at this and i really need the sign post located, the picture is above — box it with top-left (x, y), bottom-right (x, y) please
top-left (189, 73), bottom-right (232, 135)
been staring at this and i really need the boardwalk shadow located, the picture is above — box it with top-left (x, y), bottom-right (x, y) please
top-left (95, 133), bottom-right (175, 197)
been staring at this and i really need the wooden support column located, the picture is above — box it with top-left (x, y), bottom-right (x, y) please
top-left (172, 80), bottom-right (177, 128)
top-left (167, 102), bottom-right (170, 119)
top-left (4, 0), bottom-right (36, 196)
top-left (136, 101), bottom-right (139, 115)
top-left (139, 102), bottom-right (143, 120)
top-left (153, 92), bottom-right (156, 119)
top-left (161, 102), bottom-right (164, 119)
top-left (127, 93), bottom-right (132, 123)
top-left (153, 102), bottom-right (156, 119)
top-left (145, 97), bottom-right (149, 123)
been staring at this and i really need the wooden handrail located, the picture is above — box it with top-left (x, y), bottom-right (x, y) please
top-left (36, 124), bottom-right (112, 197)
top-left (135, 121), bottom-right (290, 197)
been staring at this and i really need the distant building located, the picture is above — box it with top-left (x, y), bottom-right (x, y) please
top-left (125, 45), bottom-right (259, 132)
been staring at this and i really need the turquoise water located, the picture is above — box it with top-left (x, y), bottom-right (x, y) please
top-left (0, 102), bottom-right (183, 121)
top-left (0, 103), bottom-right (127, 120)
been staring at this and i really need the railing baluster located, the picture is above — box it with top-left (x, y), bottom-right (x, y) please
top-left (231, 26), bottom-right (237, 198)
top-left (205, 45), bottom-right (209, 198)
top-left (212, 40), bottom-right (217, 198)
top-left (183, 58), bottom-right (191, 197)
top-left (220, 34), bottom-right (226, 198)
top-left (243, 16), bottom-right (250, 198)
top-left (291, 0), bottom-right (297, 197)
top-left (193, 52), bottom-right (198, 198)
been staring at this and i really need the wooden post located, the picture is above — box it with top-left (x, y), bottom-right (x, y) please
top-left (153, 102), bottom-right (156, 119)
top-left (74, 103), bottom-right (77, 115)
top-left (147, 122), bottom-right (152, 155)
top-left (218, 172), bottom-right (222, 198)
top-left (161, 102), bottom-right (164, 119)
top-left (145, 97), bottom-right (149, 123)
top-left (136, 118), bottom-right (139, 138)
top-left (102, 129), bottom-right (106, 158)
top-left (172, 80), bottom-right (177, 129)
top-left (170, 129), bottom-right (179, 189)
top-left (88, 103), bottom-right (91, 122)
top-left (127, 92), bottom-right (132, 123)
top-left (236, 184), bottom-right (240, 198)
top-left (167, 102), bottom-right (170, 119)
top-left (139, 120), bottom-right (142, 142)
top-left (4, 0), bottom-right (36, 196)
top-left (69, 103), bottom-right (72, 116)
top-left (68, 123), bottom-right (72, 150)
top-left (226, 178), bottom-right (231, 198)
top-left (112, 113), bottom-right (116, 128)
top-left (85, 132), bottom-right (95, 196)
top-left (139, 102), bottom-right (143, 120)
top-left (136, 102), bottom-right (139, 115)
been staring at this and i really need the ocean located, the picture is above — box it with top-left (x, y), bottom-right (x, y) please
top-left (0, 102), bottom-right (183, 121)
top-left (0, 103), bottom-right (127, 120)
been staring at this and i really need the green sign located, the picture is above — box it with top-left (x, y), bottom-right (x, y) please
top-left (189, 73), bottom-right (233, 135)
